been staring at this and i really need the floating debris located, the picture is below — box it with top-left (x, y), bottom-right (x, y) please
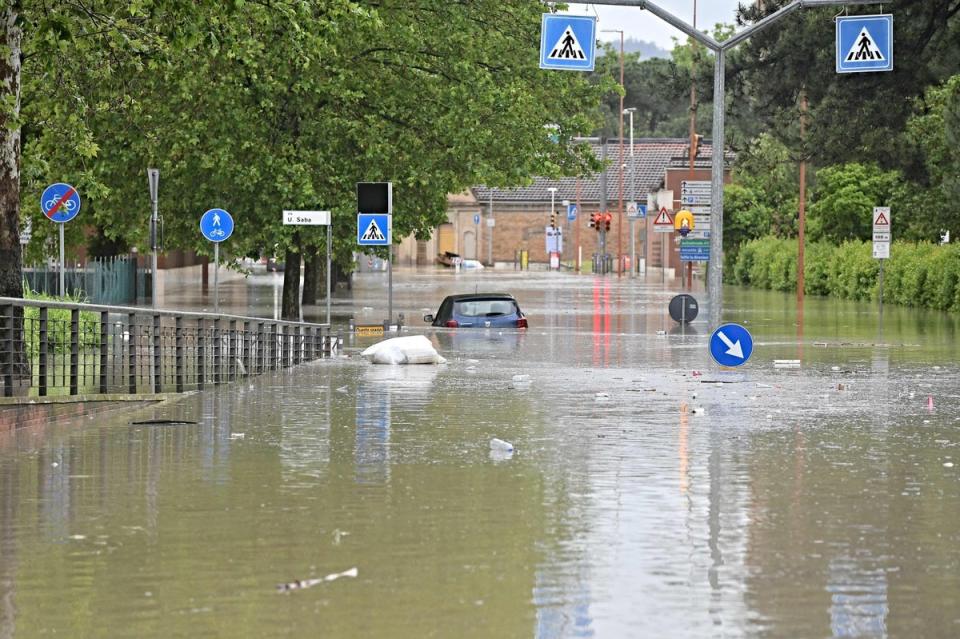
top-left (130, 419), bottom-right (198, 425)
top-left (230, 433), bottom-right (245, 440)
top-left (594, 392), bottom-right (610, 401)
top-left (490, 438), bottom-right (514, 453)
top-left (277, 567), bottom-right (358, 593)
top-left (774, 360), bottom-right (801, 369)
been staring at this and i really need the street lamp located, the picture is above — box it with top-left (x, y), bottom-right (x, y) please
top-left (623, 108), bottom-right (636, 277)
top-left (601, 28), bottom-right (625, 276)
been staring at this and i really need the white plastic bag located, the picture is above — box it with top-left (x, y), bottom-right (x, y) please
top-left (361, 335), bottom-right (446, 365)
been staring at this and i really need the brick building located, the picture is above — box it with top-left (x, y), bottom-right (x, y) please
top-left (395, 138), bottom-right (732, 273)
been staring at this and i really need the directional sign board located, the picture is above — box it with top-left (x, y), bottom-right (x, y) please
top-left (680, 238), bottom-right (710, 262)
top-left (357, 213), bottom-right (391, 246)
top-left (200, 208), bottom-right (234, 242)
top-left (40, 183), bottom-right (81, 223)
top-left (540, 14), bottom-right (597, 71)
top-left (836, 14), bottom-right (893, 74)
top-left (283, 210), bottom-right (330, 226)
top-left (710, 323), bottom-right (754, 368)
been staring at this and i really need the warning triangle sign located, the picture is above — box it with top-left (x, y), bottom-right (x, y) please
top-left (874, 211), bottom-right (889, 225)
top-left (547, 26), bottom-right (587, 61)
top-left (361, 219), bottom-right (386, 241)
top-left (845, 27), bottom-right (885, 62)
top-left (653, 208), bottom-right (673, 225)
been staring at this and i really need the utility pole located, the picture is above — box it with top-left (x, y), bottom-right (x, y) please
top-left (687, 0), bottom-right (698, 291)
top-left (578, 0), bottom-right (886, 327)
top-left (798, 87), bottom-right (808, 309)
top-left (147, 168), bottom-right (159, 308)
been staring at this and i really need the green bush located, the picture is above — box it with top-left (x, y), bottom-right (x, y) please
top-left (23, 284), bottom-right (101, 357)
top-left (734, 236), bottom-right (959, 312)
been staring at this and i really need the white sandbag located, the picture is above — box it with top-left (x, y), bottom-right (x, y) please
top-left (361, 335), bottom-right (446, 365)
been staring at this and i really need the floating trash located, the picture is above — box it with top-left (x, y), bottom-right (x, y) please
top-left (594, 392), bottom-right (610, 401)
top-left (490, 438), bottom-right (514, 453)
top-left (230, 433), bottom-right (245, 440)
top-left (774, 360), bottom-right (801, 369)
top-left (130, 419), bottom-right (198, 425)
top-left (277, 567), bottom-right (358, 593)
top-left (691, 407), bottom-right (706, 415)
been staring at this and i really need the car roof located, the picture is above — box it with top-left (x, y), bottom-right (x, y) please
top-left (443, 293), bottom-right (516, 302)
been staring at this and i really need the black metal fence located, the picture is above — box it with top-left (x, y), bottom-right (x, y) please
top-left (0, 298), bottom-right (332, 398)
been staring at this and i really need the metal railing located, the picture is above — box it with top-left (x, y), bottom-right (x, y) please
top-left (0, 297), bottom-right (333, 398)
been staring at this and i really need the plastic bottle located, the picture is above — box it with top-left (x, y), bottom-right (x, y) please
top-left (490, 438), bottom-right (514, 452)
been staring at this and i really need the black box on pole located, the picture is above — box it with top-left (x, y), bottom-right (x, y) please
top-left (357, 182), bottom-right (392, 214)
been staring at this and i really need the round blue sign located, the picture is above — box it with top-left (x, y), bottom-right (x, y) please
top-left (709, 323), bottom-right (754, 367)
top-left (40, 183), bottom-right (81, 224)
top-left (200, 208), bottom-right (234, 243)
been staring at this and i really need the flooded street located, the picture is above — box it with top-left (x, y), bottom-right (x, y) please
top-left (3, 268), bottom-right (960, 637)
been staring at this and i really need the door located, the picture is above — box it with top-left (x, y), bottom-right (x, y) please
top-left (462, 231), bottom-right (477, 260)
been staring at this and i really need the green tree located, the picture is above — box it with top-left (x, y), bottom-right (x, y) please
top-left (807, 163), bottom-right (901, 243)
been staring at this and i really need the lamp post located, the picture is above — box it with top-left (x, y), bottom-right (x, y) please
top-left (623, 107), bottom-right (636, 278)
top-left (601, 28), bottom-right (625, 277)
top-left (548, 186), bottom-right (557, 269)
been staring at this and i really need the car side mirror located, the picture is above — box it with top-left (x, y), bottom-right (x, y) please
top-left (423, 314), bottom-right (434, 323)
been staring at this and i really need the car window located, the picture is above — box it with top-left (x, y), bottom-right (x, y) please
top-left (454, 299), bottom-right (517, 317)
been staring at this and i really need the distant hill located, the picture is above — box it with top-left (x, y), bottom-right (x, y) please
top-left (627, 38), bottom-right (670, 58)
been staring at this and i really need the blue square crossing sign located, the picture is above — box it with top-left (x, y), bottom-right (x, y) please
top-left (836, 14), bottom-right (893, 73)
top-left (540, 14), bottom-right (597, 71)
top-left (357, 214), bottom-right (391, 246)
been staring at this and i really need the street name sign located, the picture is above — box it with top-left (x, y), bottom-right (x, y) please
top-left (836, 14), bottom-right (893, 73)
top-left (540, 14), bottom-right (597, 71)
top-left (710, 323), bottom-right (754, 367)
top-left (357, 213), bottom-right (391, 246)
top-left (283, 210), bottom-right (331, 226)
top-left (40, 183), bottom-right (81, 223)
top-left (200, 208), bottom-right (233, 242)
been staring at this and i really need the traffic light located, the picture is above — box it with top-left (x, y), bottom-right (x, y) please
top-left (588, 213), bottom-right (598, 230)
top-left (550, 210), bottom-right (557, 229)
top-left (604, 212), bottom-right (612, 232)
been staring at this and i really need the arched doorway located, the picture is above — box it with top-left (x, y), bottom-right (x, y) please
top-left (462, 230), bottom-right (477, 260)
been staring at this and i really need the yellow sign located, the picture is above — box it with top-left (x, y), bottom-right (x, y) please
top-left (355, 324), bottom-right (385, 336)
top-left (674, 209), bottom-right (695, 231)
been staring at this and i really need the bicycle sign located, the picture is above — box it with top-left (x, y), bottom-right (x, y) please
top-left (40, 183), bottom-right (81, 223)
top-left (200, 208), bottom-right (234, 243)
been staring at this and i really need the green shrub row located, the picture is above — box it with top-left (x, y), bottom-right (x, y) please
top-left (730, 237), bottom-right (960, 311)
top-left (22, 284), bottom-right (101, 357)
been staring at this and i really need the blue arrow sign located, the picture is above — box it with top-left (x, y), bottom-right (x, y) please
top-left (40, 183), bottom-right (81, 224)
top-left (710, 323), bottom-right (754, 367)
top-left (567, 203), bottom-right (578, 221)
top-left (540, 14), bottom-right (596, 71)
top-left (357, 213), bottom-right (391, 246)
top-left (200, 208), bottom-right (234, 243)
top-left (474, 214), bottom-right (480, 225)
top-left (836, 14), bottom-right (892, 73)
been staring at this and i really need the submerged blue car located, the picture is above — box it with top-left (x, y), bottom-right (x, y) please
top-left (424, 293), bottom-right (528, 329)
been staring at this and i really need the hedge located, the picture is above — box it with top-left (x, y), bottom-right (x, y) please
top-left (729, 237), bottom-right (960, 312)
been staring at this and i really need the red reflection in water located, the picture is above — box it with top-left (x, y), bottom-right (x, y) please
top-left (592, 278), bottom-right (612, 367)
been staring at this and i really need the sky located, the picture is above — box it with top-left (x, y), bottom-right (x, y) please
top-left (565, 1), bottom-right (746, 51)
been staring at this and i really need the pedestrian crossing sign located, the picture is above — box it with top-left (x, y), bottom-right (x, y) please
top-left (836, 14), bottom-right (893, 73)
top-left (357, 213), bottom-right (391, 246)
top-left (540, 14), bottom-right (596, 71)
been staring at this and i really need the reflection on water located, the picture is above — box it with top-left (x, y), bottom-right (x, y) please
top-left (1, 272), bottom-right (960, 637)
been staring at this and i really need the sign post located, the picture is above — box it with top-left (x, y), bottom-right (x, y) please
top-left (147, 168), bottom-right (160, 308)
top-left (357, 182), bottom-right (393, 325)
top-left (200, 208), bottom-right (234, 313)
top-left (873, 206), bottom-right (891, 323)
top-left (284, 210), bottom-right (333, 325)
top-left (40, 183), bottom-right (82, 297)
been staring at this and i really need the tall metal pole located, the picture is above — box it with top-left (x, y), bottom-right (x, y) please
top-left (487, 189), bottom-right (493, 267)
top-left (618, 32), bottom-right (625, 276)
top-left (627, 108), bottom-right (636, 278)
top-left (707, 48), bottom-right (725, 328)
top-left (798, 88), bottom-right (808, 310)
top-left (326, 223), bottom-right (332, 326)
top-left (58, 224), bottom-right (65, 297)
top-left (388, 243), bottom-right (393, 324)
top-left (687, 0), bottom-right (698, 291)
top-left (148, 168), bottom-right (159, 309)
top-left (214, 242), bottom-right (220, 314)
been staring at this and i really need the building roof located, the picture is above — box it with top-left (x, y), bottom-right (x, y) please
top-left (471, 138), bottom-right (730, 204)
